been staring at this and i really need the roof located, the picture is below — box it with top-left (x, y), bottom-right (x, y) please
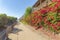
top-left (33, 0), bottom-right (45, 7)
top-left (33, 0), bottom-right (40, 7)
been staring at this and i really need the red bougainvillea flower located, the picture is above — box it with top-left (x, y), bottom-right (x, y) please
top-left (50, 16), bottom-right (54, 20)
top-left (35, 25), bottom-right (43, 30)
top-left (57, 0), bottom-right (60, 2)
top-left (40, 9), bottom-right (47, 14)
top-left (49, 7), bottom-right (54, 12)
top-left (57, 9), bottom-right (60, 12)
top-left (39, 25), bottom-right (43, 29)
top-left (46, 21), bottom-right (51, 25)
top-left (51, 24), bottom-right (57, 30)
top-left (32, 21), bottom-right (34, 24)
top-left (46, 7), bottom-right (50, 12)
top-left (32, 19), bottom-right (35, 23)
top-left (34, 15), bottom-right (37, 18)
top-left (33, 11), bottom-right (38, 15)
top-left (43, 17), bottom-right (47, 20)
top-left (32, 20), bottom-right (36, 24)
top-left (49, 6), bottom-right (57, 12)
top-left (37, 19), bottom-right (41, 23)
top-left (57, 2), bottom-right (60, 6)
top-left (56, 2), bottom-right (60, 7)
top-left (55, 2), bottom-right (60, 8)
top-left (52, 0), bottom-right (60, 2)
top-left (37, 16), bottom-right (42, 20)
top-left (33, 11), bottom-right (38, 17)
top-left (53, 4), bottom-right (58, 11)
top-left (56, 22), bottom-right (60, 26)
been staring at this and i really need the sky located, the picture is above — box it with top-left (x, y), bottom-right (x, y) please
top-left (0, 0), bottom-right (37, 19)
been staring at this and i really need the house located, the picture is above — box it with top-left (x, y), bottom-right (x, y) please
top-left (32, 0), bottom-right (52, 11)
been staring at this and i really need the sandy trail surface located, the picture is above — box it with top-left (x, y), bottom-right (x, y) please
top-left (8, 23), bottom-right (51, 40)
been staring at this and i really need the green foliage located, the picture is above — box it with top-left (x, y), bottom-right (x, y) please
top-left (20, 7), bottom-right (32, 24)
top-left (47, 12), bottom-right (57, 23)
top-left (24, 7), bottom-right (32, 18)
top-left (0, 14), bottom-right (8, 27)
top-left (0, 13), bottom-right (17, 29)
top-left (21, 1), bottom-right (60, 34)
top-left (7, 16), bottom-right (17, 25)
top-left (49, 2), bottom-right (57, 7)
top-left (49, 26), bottom-right (55, 32)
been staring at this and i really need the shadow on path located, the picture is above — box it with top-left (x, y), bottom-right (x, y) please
top-left (11, 28), bottom-right (23, 34)
top-left (7, 38), bottom-right (12, 40)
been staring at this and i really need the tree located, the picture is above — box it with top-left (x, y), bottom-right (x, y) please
top-left (7, 16), bottom-right (17, 25)
top-left (23, 7), bottom-right (32, 23)
top-left (24, 7), bottom-right (32, 18)
top-left (0, 14), bottom-right (8, 28)
top-left (0, 13), bottom-right (17, 29)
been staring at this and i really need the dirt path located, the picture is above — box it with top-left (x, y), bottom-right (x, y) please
top-left (8, 23), bottom-right (51, 40)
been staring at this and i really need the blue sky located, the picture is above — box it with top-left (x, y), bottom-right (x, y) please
top-left (0, 0), bottom-right (37, 18)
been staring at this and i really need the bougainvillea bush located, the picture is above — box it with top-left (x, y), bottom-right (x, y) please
top-left (25, 0), bottom-right (60, 34)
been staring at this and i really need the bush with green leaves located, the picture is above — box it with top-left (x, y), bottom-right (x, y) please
top-left (0, 14), bottom-right (17, 29)
top-left (7, 16), bottom-right (17, 25)
top-left (0, 14), bottom-right (8, 28)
